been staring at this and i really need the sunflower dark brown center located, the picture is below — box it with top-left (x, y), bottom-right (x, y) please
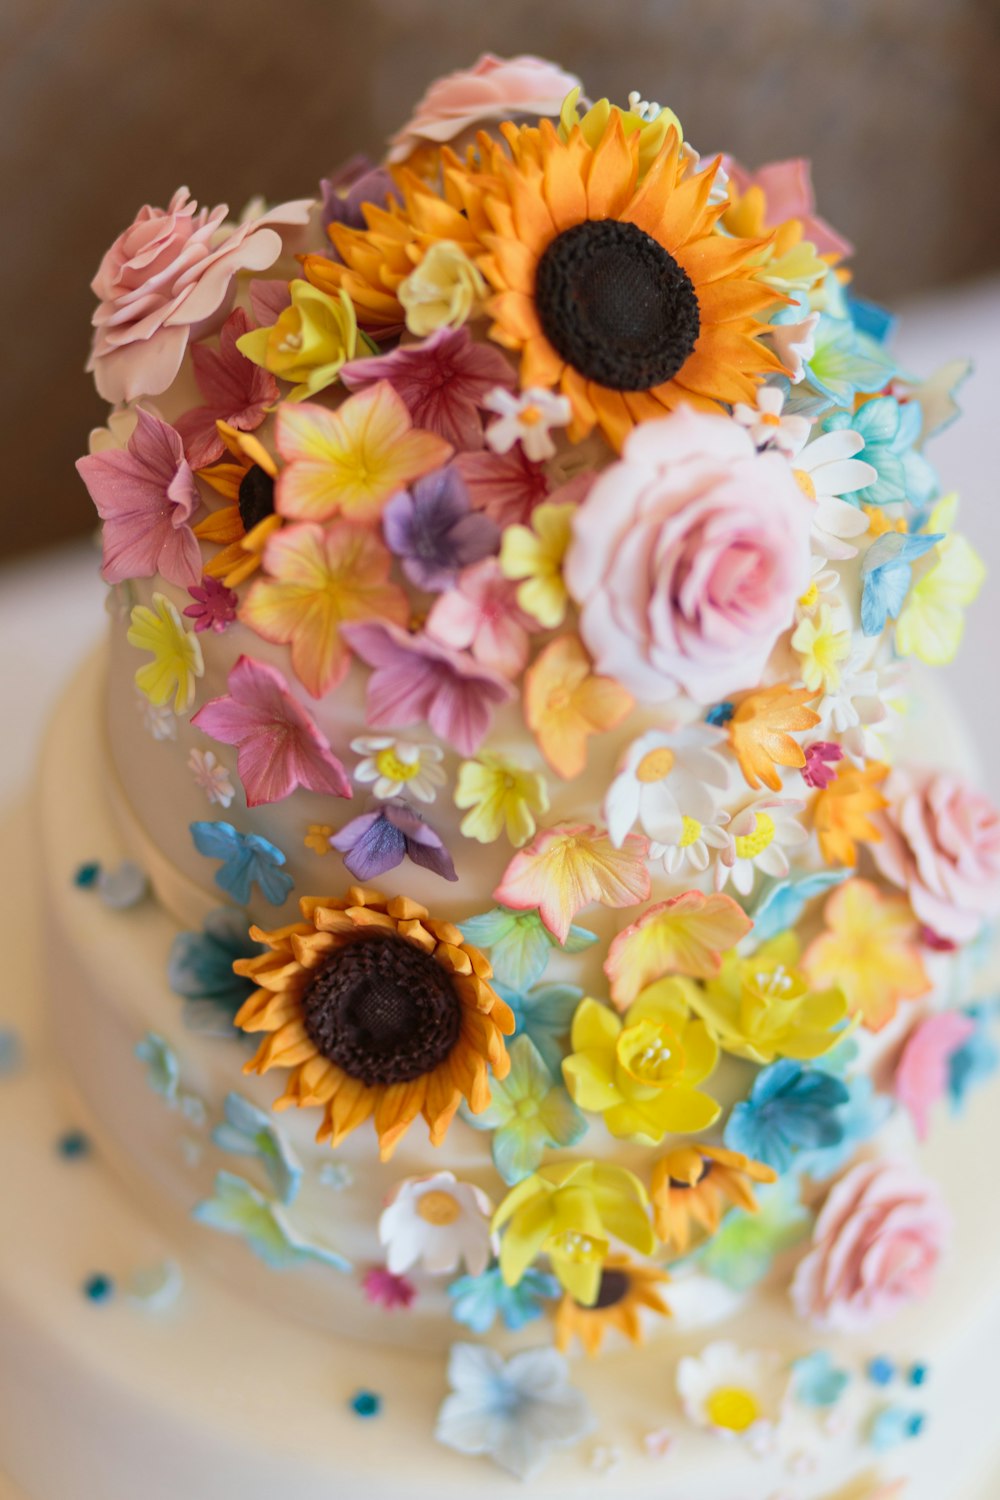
top-left (238, 464), bottom-right (275, 532)
top-left (534, 218), bottom-right (700, 392)
top-left (300, 933), bottom-right (462, 1087)
top-left (589, 1268), bottom-right (632, 1310)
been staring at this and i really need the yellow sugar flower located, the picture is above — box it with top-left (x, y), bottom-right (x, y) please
top-left (236, 280), bottom-right (363, 400)
top-left (499, 501), bottom-right (575, 628)
top-left (492, 1159), bottom-right (656, 1305)
top-left (454, 754), bottom-right (549, 847)
top-left (127, 592), bottom-right (204, 714)
top-left (558, 85), bottom-right (682, 177)
top-left (562, 985), bottom-right (720, 1143)
top-left (895, 492), bottom-right (985, 665)
top-left (398, 240), bottom-right (487, 336)
top-left (804, 877), bottom-right (930, 1032)
top-left (689, 931), bottom-right (850, 1063)
top-left (790, 604), bottom-right (853, 694)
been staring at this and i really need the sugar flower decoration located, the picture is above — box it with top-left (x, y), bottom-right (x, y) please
top-left (485, 387), bottom-right (572, 462)
top-left (77, 408), bottom-right (202, 588)
top-left (382, 465), bottom-right (499, 592)
top-left (604, 891), bottom-right (753, 1010)
top-left (331, 802), bottom-right (457, 882)
top-left (561, 985), bottom-right (721, 1142)
top-left (676, 1342), bottom-right (789, 1441)
top-left (651, 812), bottom-right (732, 877)
top-left (812, 760), bottom-right (889, 867)
top-left (824, 394), bottom-right (936, 508)
top-left (342, 619), bottom-right (515, 756)
top-left (194, 424), bottom-right (282, 588)
top-left (241, 521), bottom-right (408, 698)
top-left (127, 593), bottom-right (204, 713)
top-left (894, 1011), bottom-right (978, 1141)
top-left (492, 1160), bottom-right (655, 1305)
top-left (455, 754), bottom-right (549, 847)
top-left (379, 1171), bottom-right (494, 1277)
top-left (604, 724), bottom-right (730, 847)
top-left (362, 1266), bottom-right (416, 1311)
top-left (789, 427), bottom-right (876, 560)
top-left (193, 655), bottom-right (352, 806)
top-left (398, 241), bottom-right (486, 336)
top-left (194, 1171), bottom-right (349, 1272)
top-left (724, 1059), bottom-right (850, 1172)
top-left (236, 280), bottom-right (361, 399)
top-left (524, 635), bottom-right (633, 779)
top-left (715, 795), bottom-right (809, 895)
top-left (463, 1035), bottom-right (587, 1184)
top-left (188, 747), bottom-right (235, 808)
top-left (448, 1265), bottom-right (561, 1335)
top-left (499, 500), bottom-right (576, 629)
top-left (650, 1145), bottom-right (777, 1253)
top-left (791, 605), bottom-right (853, 694)
top-left (273, 381), bottom-right (452, 524)
top-left (435, 1342), bottom-right (594, 1483)
top-left (425, 559), bottom-right (534, 679)
top-left (341, 325), bottom-right (517, 449)
top-left (860, 529), bottom-right (943, 638)
top-left (494, 823), bottom-right (650, 945)
top-left (350, 735), bottom-right (445, 803)
top-left (732, 385), bottom-right (810, 454)
top-left (212, 1091), bottom-right (303, 1205)
top-left (727, 684), bottom-right (821, 792)
top-left (791, 1157), bottom-right (950, 1330)
top-left (552, 1255), bottom-right (672, 1356)
top-left (804, 878), bottom-right (930, 1031)
top-left (455, 444), bottom-right (551, 528)
top-left (693, 931), bottom-right (850, 1063)
top-left (495, 980), bottom-right (583, 1074)
top-left (460, 907), bottom-right (597, 992)
top-left (894, 493), bottom-right (985, 665)
top-left (190, 821), bottom-right (294, 906)
top-left (802, 739), bottom-right (844, 789)
top-left (184, 575), bottom-right (238, 634)
top-left (696, 1177), bottom-right (812, 1291)
top-left (167, 907), bottom-right (263, 1037)
top-left (174, 308), bottom-right (279, 468)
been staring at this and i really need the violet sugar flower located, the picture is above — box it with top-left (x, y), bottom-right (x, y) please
top-left (331, 802), bottom-right (458, 882)
top-left (382, 465), bottom-right (499, 592)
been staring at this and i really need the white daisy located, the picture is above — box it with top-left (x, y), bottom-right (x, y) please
top-left (379, 1171), bottom-right (495, 1277)
top-left (732, 386), bottom-right (811, 455)
top-left (188, 748), bottom-right (235, 808)
top-left (604, 725), bottom-right (730, 848)
top-left (822, 652), bottom-right (907, 762)
top-left (650, 811), bottom-right (732, 876)
top-left (350, 735), bottom-right (446, 803)
top-left (795, 558), bottom-right (842, 621)
top-left (137, 692), bottom-right (177, 742)
top-left (676, 1341), bottom-right (789, 1442)
top-left (715, 796), bottom-right (808, 896)
top-left (484, 386), bottom-right (572, 462)
top-left (788, 429), bottom-right (876, 561)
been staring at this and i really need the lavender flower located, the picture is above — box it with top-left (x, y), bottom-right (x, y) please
top-left (382, 466), bottom-right (499, 592)
top-left (331, 802), bottom-right (457, 882)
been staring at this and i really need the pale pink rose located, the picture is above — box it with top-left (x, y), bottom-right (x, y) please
top-left (564, 408), bottom-right (811, 703)
top-left (791, 1157), bottom-right (950, 1331)
top-left (725, 156), bottom-right (853, 260)
top-left (387, 54), bottom-right (580, 163)
top-left (871, 770), bottom-right (1000, 944)
top-left (87, 188), bottom-right (314, 403)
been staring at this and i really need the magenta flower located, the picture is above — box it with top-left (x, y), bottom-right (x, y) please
top-left (382, 466), bottom-right (499, 592)
top-left (426, 559), bottom-right (534, 679)
top-left (802, 740), bottom-right (844, 789)
top-left (454, 446), bottom-right (551, 528)
top-left (361, 1265), bottom-right (417, 1311)
top-left (184, 576), bottom-right (239, 634)
top-left (341, 326), bottom-right (516, 449)
top-left (331, 802), bottom-right (457, 882)
top-left (340, 619), bottom-right (515, 756)
top-left (894, 1011), bottom-right (977, 1141)
top-left (192, 655), bottom-right (352, 807)
top-left (76, 407), bottom-right (201, 588)
top-left (173, 308), bottom-right (280, 469)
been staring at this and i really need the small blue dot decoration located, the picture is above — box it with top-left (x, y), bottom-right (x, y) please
top-left (350, 1390), bottom-right (382, 1419)
top-left (908, 1362), bottom-right (930, 1387)
top-left (705, 701), bottom-right (735, 726)
top-left (866, 1355), bottom-right (896, 1387)
top-left (57, 1129), bottom-right (91, 1160)
top-left (73, 862), bottom-right (102, 889)
top-left (83, 1273), bottom-right (114, 1303)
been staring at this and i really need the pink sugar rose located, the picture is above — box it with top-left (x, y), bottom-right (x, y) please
top-left (387, 53), bottom-right (580, 163)
top-left (87, 187), bottom-right (314, 403)
top-left (791, 1157), bottom-right (950, 1331)
top-left (564, 408), bottom-right (812, 703)
top-left (871, 770), bottom-right (1000, 944)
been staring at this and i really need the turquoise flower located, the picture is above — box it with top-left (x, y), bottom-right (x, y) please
top-left (212, 1092), bottom-right (303, 1205)
top-left (724, 1059), bottom-right (849, 1173)
top-left (194, 1171), bottom-right (350, 1272)
top-left (749, 869), bottom-right (849, 945)
top-left (825, 396), bottom-right (937, 509)
top-left (460, 906), bottom-right (597, 990)
top-left (794, 1073), bottom-right (893, 1181)
top-left (949, 1002), bottom-right (1000, 1110)
top-left (190, 821), bottom-right (294, 906)
top-left (695, 1177), bottom-right (811, 1291)
top-left (461, 1035), bottom-right (587, 1185)
top-left (448, 1264), bottom-right (561, 1334)
top-left (846, 293), bottom-right (897, 345)
top-left (136, 1032), bottom-right (180, 1104)
top-left (168, 909), bottom-right (265, 1037)
top-left (792, 313), bottom-right (896, 414)
top-left (860, 529), bottom-right (943, 637)
top-left (793, 1350), bottom-right (851, 1408)
top-left (495, 979), bottom-right (582, 1076)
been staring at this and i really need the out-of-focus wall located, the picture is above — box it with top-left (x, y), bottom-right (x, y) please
top-left (3, 0), bottom-right (999, 558)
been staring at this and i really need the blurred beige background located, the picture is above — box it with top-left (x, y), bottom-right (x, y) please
top-left (3, 0), bottom-right (999, 559)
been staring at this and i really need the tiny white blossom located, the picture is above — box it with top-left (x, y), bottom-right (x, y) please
top-left (732, 386), bottom-right (811, 455)
top-left (350, 735), bottom-right (445, 803)
top-left (138, 693), bottom-right (177, 742)
top-left (188, 748), bottom-right (236, 808)
top-left (485, 387), bottom-right (572, 462)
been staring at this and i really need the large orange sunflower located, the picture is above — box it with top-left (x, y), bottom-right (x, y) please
top-left (552, 1254), bottom-right (671, 1355)
top-left (303, 112), bottom-right (787, 449)
top-left (234, 886), bottom-right (515, 1160)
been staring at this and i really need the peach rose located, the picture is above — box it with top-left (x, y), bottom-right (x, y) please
top-left (791, 1158), bottom-right (950, 1331)
top-left (87, 188), bottom-right (314, 403)
top-left (563, 408), bottom-right (811, 703)
top-left (871, 769), bottom-right (1000, 944)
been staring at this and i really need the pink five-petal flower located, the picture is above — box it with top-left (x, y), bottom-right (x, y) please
top-left (340, 619), bottom-right (515, 757)
top-left (604, 891), bottom-right (755, 1011)
top-left (173, 308), bottom-right (280, 469)
top-left (894, 1011), bottom-right (977, 1142)
top-left (76, 407), bottom-right (201, 588)
top-left (341, 326), bottom-right (517, 450)
top-left (192, 655), bottom-right (352, 807)
top-left (493, 823), bottom-right (651, 945)
top-left (426, 559), bottom-right (535, 679)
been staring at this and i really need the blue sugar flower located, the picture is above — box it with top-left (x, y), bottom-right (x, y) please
top-left (97, 861), bottom-right (149, 909)
top-left (460, 906), bottom-right (597, 991)
top-left (846, 293), bottom-right (897, 345)
top-left (794, 1073), bottom-right (893, 1181)
top-left (168, 908), bottom-right (265, 1037)
top-left (825, 395), bottom-right (937, 508)
top-left (190, 821), bottom-right (294, 907)
top-left (212, 1092), bottom-right (303, 1205)
top-left (860, 529), bottom-right (944, 637)
top-left (194, 1171), bottom-right (350, 1272)
top-left (448, 1264), bottom-right (561, 1334)
top-left (750, 869), bottom-right (850, 945)
top-left (793, 1350), bottom-right (851, 1409)
top-left (724, 1059), bottom-right (850, 1173)
top-left (135, 1032), bottom-right (181, 1104)
top-left (495, 980), bottom-right (582, 1077)
top-left (461, 1035), bottom-right (587, 1185)
top-left (948, 1003), bottom-right (1000, 1111)
top-left (435, 1343), bottom-right (594, 1481)
top-left (694, 1177), bottom-right (812, 1292)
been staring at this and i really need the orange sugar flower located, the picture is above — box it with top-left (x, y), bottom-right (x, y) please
top-left (523, 634), bottom-right (633, 779)
top-left (195, 422), bottom-right (282, 587)
top-left (650, 1145), bottom-right (777, 1254)
top-left (552, 1255), bottom-right (671, 1356)
top-left (727, 683), bottom-right (821, 792)
top-left (804, 877), bottom-right (930, 1032)
top-left (812, 760), bottom-right (889, 867)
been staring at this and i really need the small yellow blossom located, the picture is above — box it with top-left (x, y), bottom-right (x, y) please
top-left (499, 501), bottom-right (576, 628)
top-left (304, 824), bottom-right (334, 855)
top-left (236, 280), bottom-right (362, 400)
top-left (127, 592), bottom-right (204, 714)
top-left (398, 241), bottom-right (486, 336)
top-left (791, 603), bottom-right (852, 694)
top-left (895, 492), bottom-right (985, 665)
top-left (454, 755), bottom-right (550, 847)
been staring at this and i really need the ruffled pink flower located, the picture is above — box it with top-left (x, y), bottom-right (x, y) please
top-left (86, 187), bottom-right (314, 403)
top-left (454, 446), bottom-right (551, 528)
top-left (725, 157), bottom-right (853, 260)
top-left (341, 327), bottom-right (516, 450)
top-left (426, 559), bottom-right (534, 679)
top-left (173, 308), bottom-right (279, 469)
top-left (894, 1012), bottom-right (977, 1141)
top-left (76, 407), bottom-right (201, 587)
top-left (386, 53), bottom-right (581, 163)
top-left (192, 655), bottom-right (352, 807)
top-left (871, 770), bottom-right (1000, 944)
top-left (340, 619), bottom-right (515, 757)
top-left (791, 1157), bottom-right (950, 1331)
top-left (362, 1265), bottom-right (417, 1310)
top-left (564, 408), bottom-right (811, 703)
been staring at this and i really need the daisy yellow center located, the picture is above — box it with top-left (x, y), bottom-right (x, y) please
top-left (793, 468), bottom-right (817, 501)
top-left (798, 581), bottom-right (819, 610)
top-left (706, 1386), bottom-right (760, 1432)
top-left (618, 1019), bottom-right (686, 1087)
top-left (417, 1190), bottom-right (462, 1226)
top-left (636, 747), bottom-right (676, 783)
top-left (678, 816), bottom-right (702, 847)
top-left (375, 748), bottom-right (420, 782)
top-left (733, 812), bottom-right (776, 860)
